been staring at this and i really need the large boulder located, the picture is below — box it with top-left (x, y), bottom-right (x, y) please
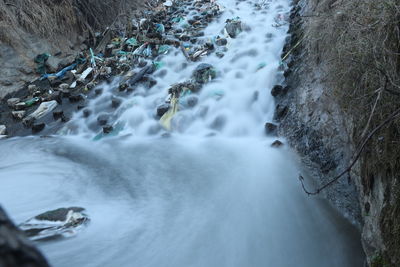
top-left (0, 206), bottom-right (50, 267)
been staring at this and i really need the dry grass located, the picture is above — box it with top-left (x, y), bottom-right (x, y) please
top-left (0, 0), bottom-right (150, 50)
top-left (303, 0), bottom-right (400, 263)
top-left (304, 0), bottom-right (400, 169)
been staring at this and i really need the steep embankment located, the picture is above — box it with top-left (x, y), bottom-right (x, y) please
top-left (0, 0), bottom-right (151, 98)
top-left (278, 0), bottom-right (400, 266)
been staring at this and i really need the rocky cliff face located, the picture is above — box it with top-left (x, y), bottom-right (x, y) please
top-left (277, 0), bottom-right (400, 265)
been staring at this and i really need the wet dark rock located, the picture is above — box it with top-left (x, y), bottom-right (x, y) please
top-left (53, 110), bottom-right (64, 120)
top-left (118, 83), bottom-right (128, 91)
top-left (138, 60), bottom-right (148, 68)
top-left (185, 95), bottom-right (199, 107)
top-left (271, 85), bottom-right (284, 97)
top-left (60, 89), bottom-right (70, 98)
top-left (77, 105), bottom-right (85, 110)
top-left (265, 122), bottom-right (278, 136)
top-left (103, 125), bottom-right (113, 134)
top-left (19, 207), bottom-right (89, 242)
top-left (274, 104), bottom-right (289, 121)
top-left (192, 63), bottom-right (216, 84)
top-left (69, 94), bottom-right (84, 103)
top-left (95, 88), bottom-right (103, 95)
top-left (271, 140), bottom-right (284, 148)
top-left (36, 207), bottom-right (84, 221)
top-left (49, 78), bottom-right (63, 88)
top-left (97, 114), bottom-right (109, 125)
top-left (216, 38), bottom-right (227, 46)
top-left (0, 206), bottom-right (50, 267)
top-left (32, 123), bottom-right (45, 133)
top-left (61, 115), bottom-right (70, 122)
top-left (179, 34), bottom-right (191, 41)
top-left (141, 75), bottom-right (157, 88)
top-left (83, 109), bottom-right (92, 118)
top-left (111, 97), bottom-right (122, 108)
top-left (157, 103), bottom-right (170, 117)
top-left (49, 91), bottom-right (62, 104)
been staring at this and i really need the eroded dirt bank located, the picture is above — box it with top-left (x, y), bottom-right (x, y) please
top-left (278, 0), bottom-right (400, 266)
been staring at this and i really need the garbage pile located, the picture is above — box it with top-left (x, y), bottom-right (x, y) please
top-left (0, 0), bottom-right (246, 137)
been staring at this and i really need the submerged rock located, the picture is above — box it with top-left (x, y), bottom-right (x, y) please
top-left (19, 207), bottom-right (89, 241)
top-left (192, 63), bottom-right (216, 84)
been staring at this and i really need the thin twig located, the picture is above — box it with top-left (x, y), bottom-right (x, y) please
top-left (299, 107), bottom-right (400, 195)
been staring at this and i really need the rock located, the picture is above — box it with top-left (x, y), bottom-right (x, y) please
top-left (15, 102), bottom-right (27, 110)
top-left (57, 55), bottom-right (76, 69)
top-left (271, 140), bottom-right (284, 148)
top-left (46, 56), bottom-right (62, 73)
top-left (274, 104), bottom-right (289, 120)
top-left (111, 98), bottom-right (122, 108)
top-left (271, 85), bottom-right (284, 97)
top-left (69, 94), bottom-right (84, 103)
top-left (7, 98), bottom-right (20, 108)
top-left (86, 82), bottom-right (96, 91)
top-left (32, 123), bottom-right (45, 133)
top-left (0, 206), bottom-right (50, 267)
top-left (49, 91), bottom-right (62, 104)
top-left (95, 88), bottom-right (103, 95)
top-left (83, 109), bottom-right (91, 118)
top-left (192, 63), bottom-right (216, 84)
top-left (12, 111), bottom-right (26, 120)
top-left (0, 79), bottom-right (13, 86)
top-left (59, 83), bottom-right (69, 91)
top-left (97, 114), bottom-right (109, 125)
top-left (19, 207), bottom-right (89, 242)
top-left (19, 66), bottom-right (34, 75)
top-left (53, 110), bottom-right (64, 120)
top-left (60, 89), bottom-right (70, 98)
top-left (157, 103), bottom-right (170, 117)
top-left (216, 38), bottom-right (228, 46)
top-left (265, 122), bottom-right (278, 136)
top-left (225, 19), bottom-right (242, 38)
top-left (103, 125), bottom-right (113, 134)
top-left (0, 125), bottom-right (6, 135)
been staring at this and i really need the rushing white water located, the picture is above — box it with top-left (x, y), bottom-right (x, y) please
top-left (0, 0), bottom-right (365, 266)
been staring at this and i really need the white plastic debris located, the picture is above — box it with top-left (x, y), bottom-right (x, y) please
top-left (26, 100), bottom-right (58, 120)
top-left (164, 0), bottom-right (173, 7)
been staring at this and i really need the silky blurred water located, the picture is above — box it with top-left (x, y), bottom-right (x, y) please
top-left (0, 0), bottom-right (365, 266)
